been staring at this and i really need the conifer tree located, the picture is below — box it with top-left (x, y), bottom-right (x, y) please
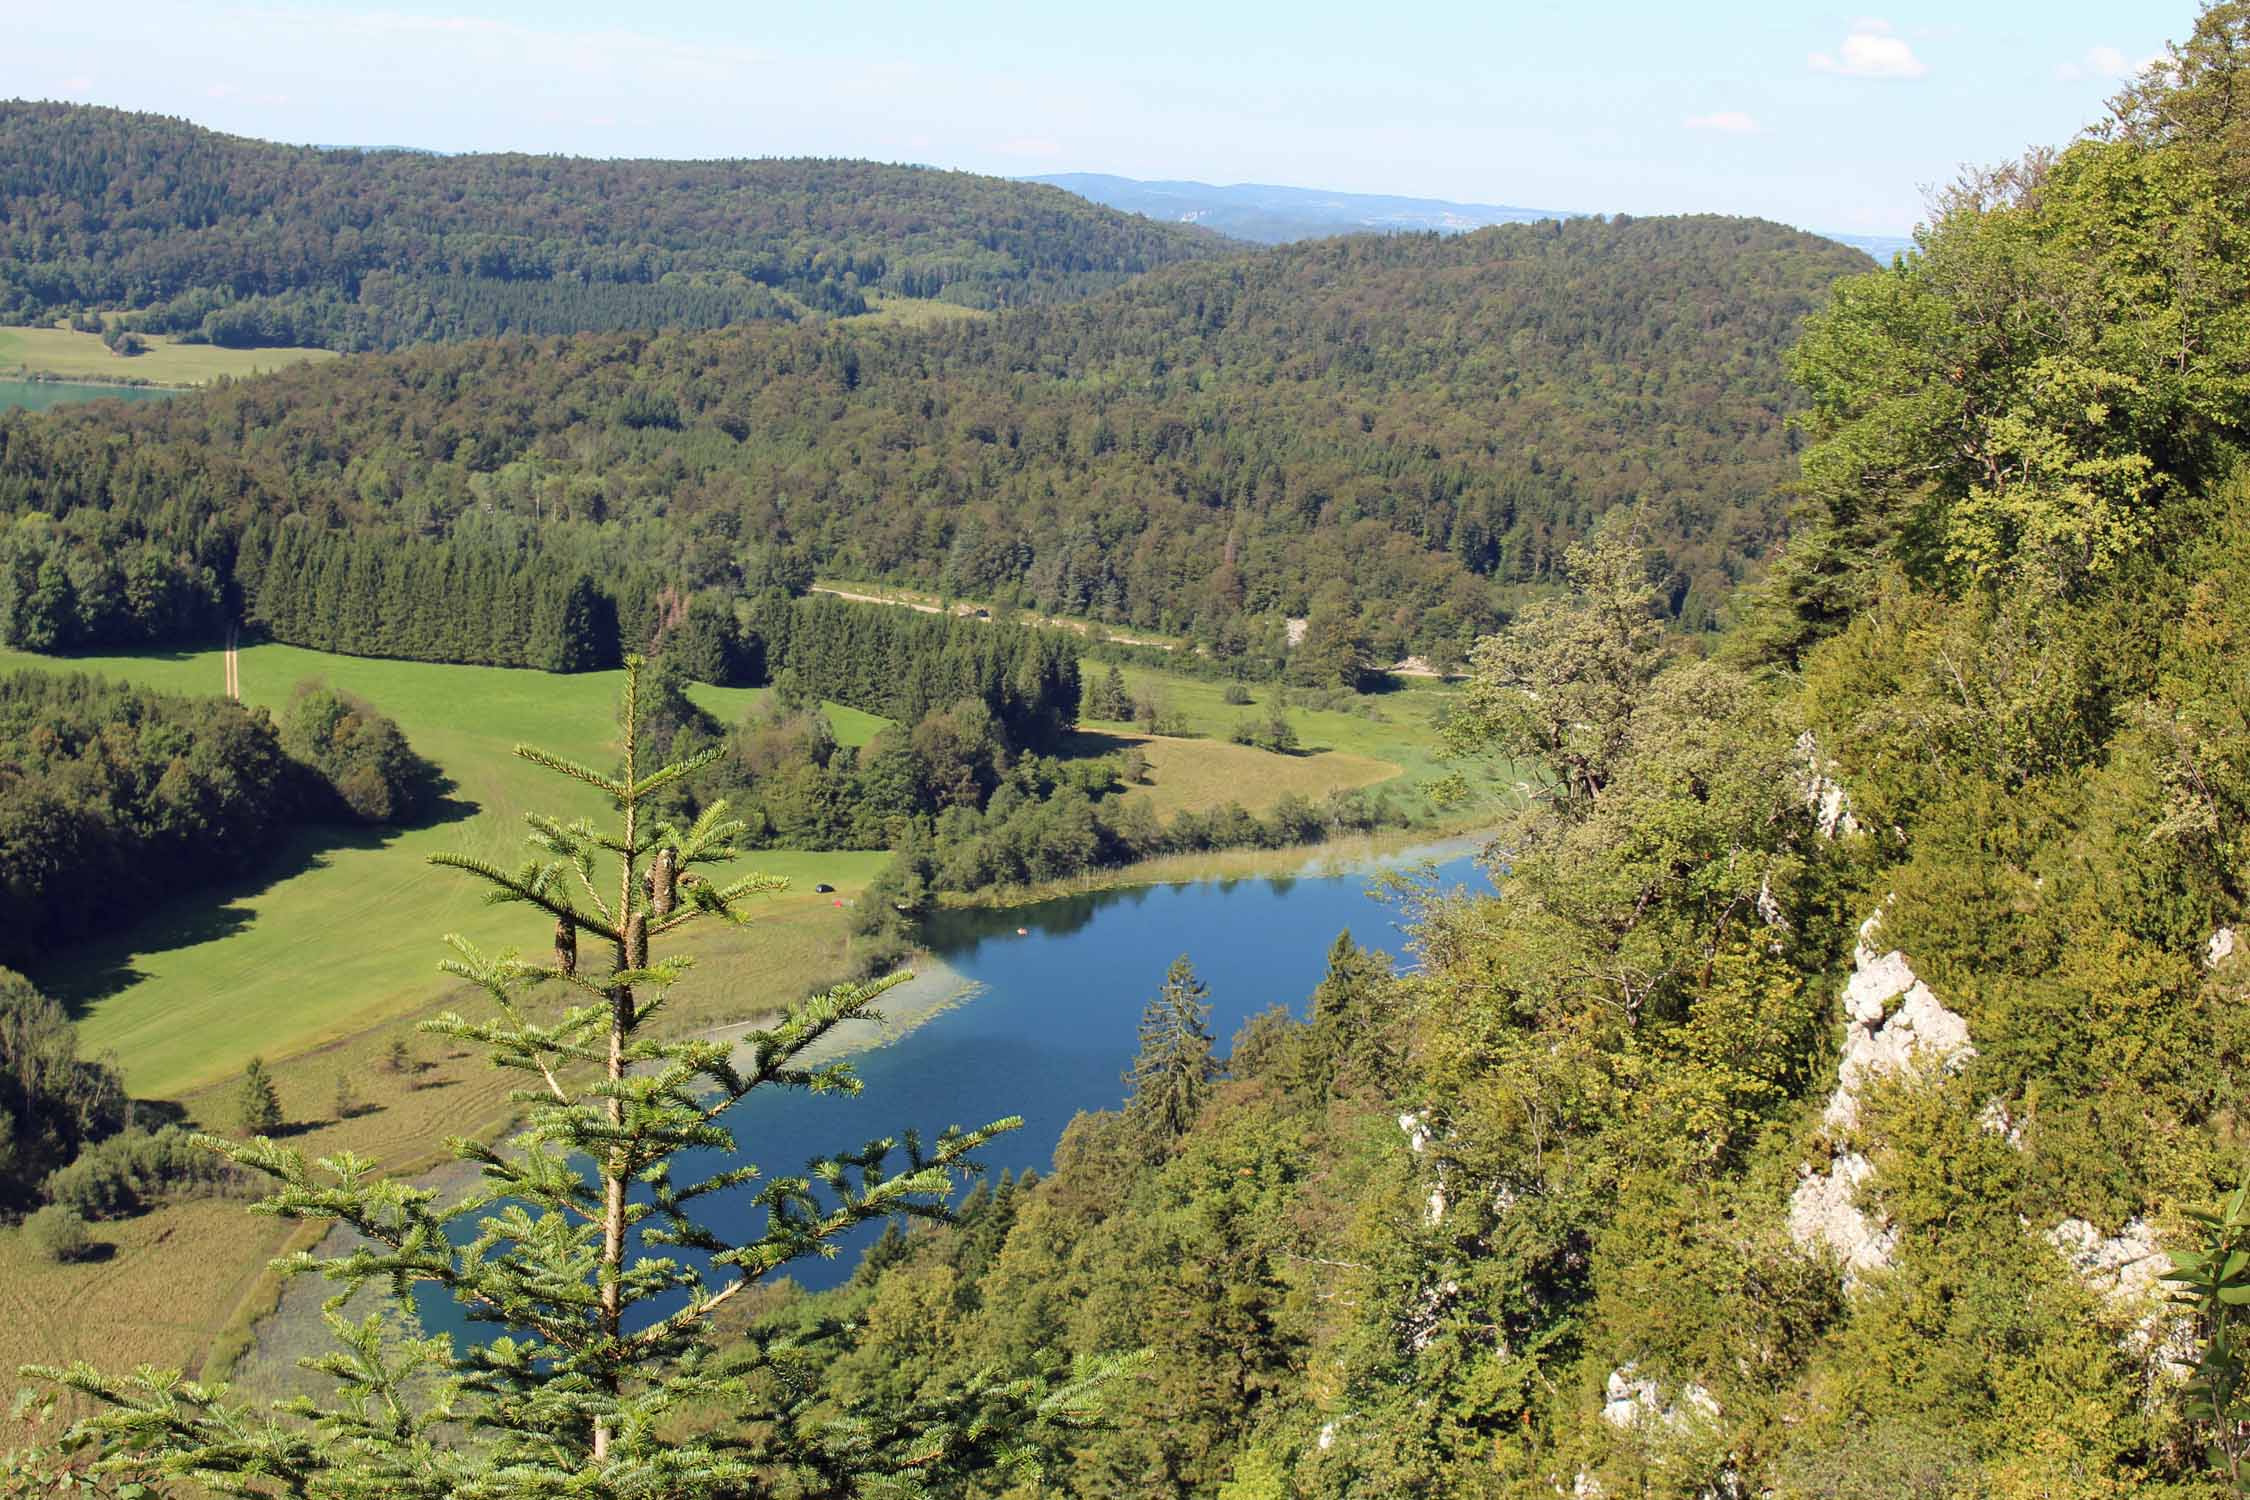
top-left (234, 1056), bottom-right (282, 1135)
top-left (1301, 930), bottom-right (1398, 1097)
top-left (1088, 665), bottom-right (1131, 721)
top-left (29, 656), bottom-right (1127, 1496)
top-left (1123, 955), bottom-right (1218, 1152)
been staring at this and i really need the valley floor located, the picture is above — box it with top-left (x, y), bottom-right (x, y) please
top-left (0, 638), bottom-right (1470, 1431)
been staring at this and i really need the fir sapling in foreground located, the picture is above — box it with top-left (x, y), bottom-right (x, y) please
top-left (24, 656), bottom-right (1128, 1498)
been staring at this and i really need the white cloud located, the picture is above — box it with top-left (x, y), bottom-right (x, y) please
top-left (1684, 110), bottom-right (1759, 134)
top-left (2054, 45), bottom-right (2161, 82)
top-left (1810, 23), bottom-right (1929, 80)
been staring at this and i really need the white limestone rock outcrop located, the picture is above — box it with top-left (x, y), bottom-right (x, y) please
top-left (2212, 927), bottom-right (2238, 969)
top-left (2048, 1217), bottom-right (2165, 1316)
top-left (1787, 1152), bottom-right (1897, 1286)
top-left (1788, 910), bottom-right (1975, 1285)
top-left (1400, 1110), bottom-right (1450, 1225)
top-left (2046, 1216), bottom-right (2190, 1367)
top-left (1600, 1363), bottom-right (1720, 1432)
top-left (1797, 730), bottom-right (1860, 839)
top-left (1825, 919), bottom-right (1976, 1134)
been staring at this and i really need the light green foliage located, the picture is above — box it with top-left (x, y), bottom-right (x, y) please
top-left (1444, 518), bottom-right (1666, 822)
top-left (1216, 1445), bottom-right (1290, 1499)
top-left (1745, 29), bottom-right (2250, 665)
top-left (24, 1204), bottom-right (92, 1264)
top-left (1441, 527), bottom-right (1818, 1036)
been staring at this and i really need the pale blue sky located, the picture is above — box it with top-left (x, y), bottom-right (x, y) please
top-left (4, 1), bottom-right (2187, 235)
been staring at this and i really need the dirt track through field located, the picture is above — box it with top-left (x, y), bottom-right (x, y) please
top-left (224, 624), bottom-right (240, 699)
top-left (809, 585), bottom-right (1178, 649)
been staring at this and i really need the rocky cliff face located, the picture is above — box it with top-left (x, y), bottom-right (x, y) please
top-left (1784, 905), bottom-right (2189, 1364)
top-left (1786, 910), bottom-right (1975, 1286)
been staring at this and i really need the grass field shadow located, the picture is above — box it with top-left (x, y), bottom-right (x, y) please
top-left (35, 644), bottom-right (221, 670)
top-left (44, 792), bottom-right (481, 1016)
top-left (1051, 728), bottom-right (1143, 760)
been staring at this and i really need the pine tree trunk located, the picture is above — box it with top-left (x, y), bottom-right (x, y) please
top-left (595, 693), bottom-right (641, 1466)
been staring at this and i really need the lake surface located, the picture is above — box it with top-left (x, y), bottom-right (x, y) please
top-left (412, 844), bottom-right (1489, 1338)
top-left (0, 379), bottom-right (176, 413)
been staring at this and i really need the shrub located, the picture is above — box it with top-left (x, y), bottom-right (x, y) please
top-left (25, 1204), bottom-right (92, 1263)
top-left (42, 1126), bottom-right (233, 1219)
top-left (279, 680), bottom-right (440, 826)
top-left (1222, 683), bottom-right (1253, 706)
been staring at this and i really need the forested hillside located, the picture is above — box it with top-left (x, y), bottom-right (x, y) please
top-left (0, 215), bottom-right (1864, 667)
top-left (717, 11), bottom-right (2250, 1496)
top-left (0, 102), bottom-right (1217, 349)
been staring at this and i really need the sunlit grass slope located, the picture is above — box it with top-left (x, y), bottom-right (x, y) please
top-left (0, 642), bottom-right (889, 1097)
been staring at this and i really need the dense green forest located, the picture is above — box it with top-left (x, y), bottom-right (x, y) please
top-left (684, 12), bottom-right (2250, 1497)
top-left (0, 102), bottom-right (1218, 348)
top-left (0, 214), bottom-right (1864, 669)
top-left (0, 669), bottom-right (434, 969)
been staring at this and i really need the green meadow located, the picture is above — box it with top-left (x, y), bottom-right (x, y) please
top-left (0, 324), bottom-right (336, 386)
top-left (1076, 663), bottom-right (1483, 812)
top-left (0, 642), bottom-right (890, 1098)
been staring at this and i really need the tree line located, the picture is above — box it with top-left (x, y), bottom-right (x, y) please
top-left (0, 101), bottom-right (1217, 350)
top-left (234, 522), bottom-right (633, 671)
top-left (748, 591), bottom-right (1083, 748)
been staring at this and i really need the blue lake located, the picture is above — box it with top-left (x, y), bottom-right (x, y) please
top-left (413, 845), bottom-right (1489, 1339)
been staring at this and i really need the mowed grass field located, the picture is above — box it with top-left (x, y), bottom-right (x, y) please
top-left (0, 324), bottom-right (336, 386)
top-left (1075, 665), bottom-right (1489, 818)
top-left (842, 293), bottom-right (991, 329)
top-left (0, 642), bottom-right (891, 1099)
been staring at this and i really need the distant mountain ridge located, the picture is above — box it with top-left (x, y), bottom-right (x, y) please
top-left (1024, 172), bottom-right (1577, 243)
top-left (1028, 170), bottom-right (1911, 261)
top-left (0, 102), bottom-right (1219, 352)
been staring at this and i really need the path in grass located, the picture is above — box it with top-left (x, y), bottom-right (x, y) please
top-left (0, 643), bottom-right (891, 1099)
